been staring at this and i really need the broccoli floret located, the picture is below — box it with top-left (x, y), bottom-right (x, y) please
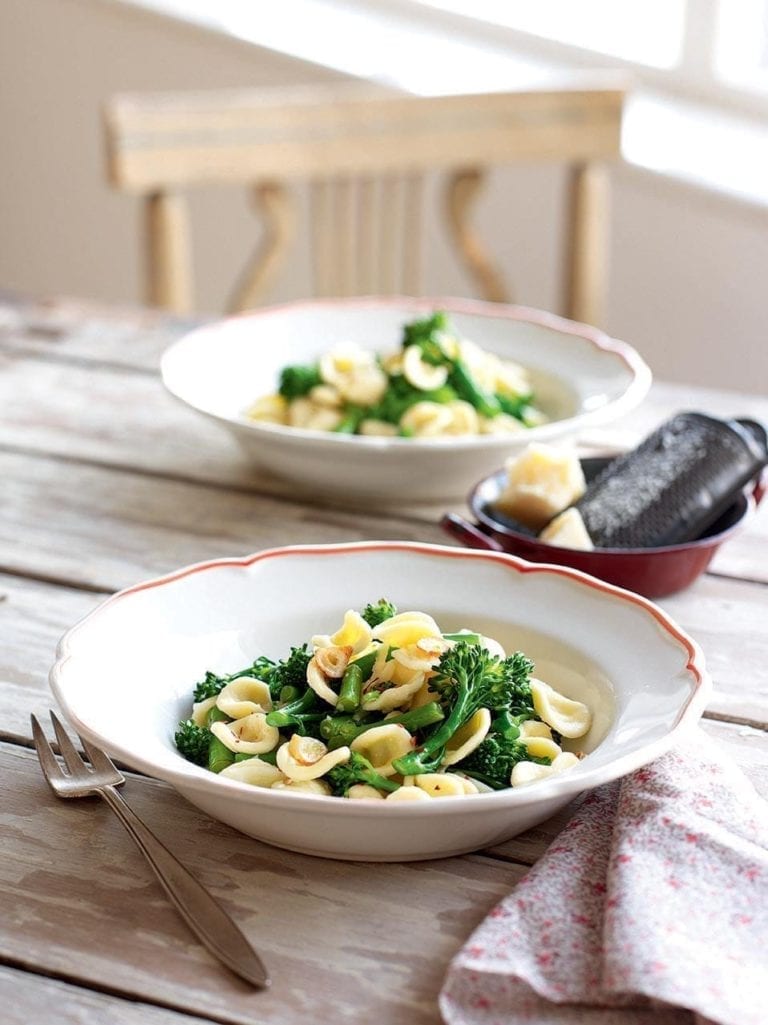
top-left (326, 751), bottom-right (401, 796)
top-left (278, 363), bottom-right (322, 399)
top-left (267, 644), bottom-right (312, 699)
top-left (457, 732), bottom-right (533, 789)
top-left (192, 657), bottom-right (276, 703)
top-left (320, 700), bottom-right (445, 750)
top-left (361, 598), bottom-right (398, 628)
top-left (402, 311), bottom-right (451, 365)
top-left (174, 719), bottom-right (210, 767)
top-left (392, 641), bottom-right (535, 776)
top-left (401, 312), bottom-right (502, 418)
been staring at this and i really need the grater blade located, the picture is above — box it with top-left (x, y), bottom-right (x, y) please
top-left (573, 412), bottom-right (768, 548)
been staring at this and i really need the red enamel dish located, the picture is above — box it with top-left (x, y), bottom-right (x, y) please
top-left (442, 457), bottom-right (764, 599)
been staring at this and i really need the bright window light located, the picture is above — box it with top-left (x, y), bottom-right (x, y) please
top-left (412, 0), bottom-right (686, 67)
top-left (716, 0), bottom-right (768, 90)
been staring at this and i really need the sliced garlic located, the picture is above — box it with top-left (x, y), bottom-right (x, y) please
top-left (276, 737), bottom-right (351, 781)
top-left (306, 656), bottom-right (340, 707)
top-left (531, 678), bottom-right (592, 739)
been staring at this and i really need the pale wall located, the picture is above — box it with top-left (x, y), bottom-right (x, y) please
top-left (1, 0), bottom-right (766, 392)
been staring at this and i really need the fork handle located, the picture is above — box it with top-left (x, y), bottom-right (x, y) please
top-left (98, 785), bottom-right (269, 988)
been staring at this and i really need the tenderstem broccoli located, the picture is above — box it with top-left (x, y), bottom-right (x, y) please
top-left (361, 599), bottom-right (398, 628)
top-left (391, 642), bottom-right (534, 777)
top-left (193, 658), bottom-right (274, 703)
top-left (457, 732), bottom-right (533, 789)
top-left (206, 706), bottom-right (235, 774)
top-left (278, 363), bottom-right (322, 399)
top-left (174, 719), bottom-right (210, 767)
top-left (265, 688), bottom-right (325, 736)
top-left (326, 751), bottom-right (401, 796)
top-left (320, 700), bottom-right (445, 750)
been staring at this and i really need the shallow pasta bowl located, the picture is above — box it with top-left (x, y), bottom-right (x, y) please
top-left (49, 542), bottom-right (709, 862)
top-left (160, 296), bottom-right (651, 503)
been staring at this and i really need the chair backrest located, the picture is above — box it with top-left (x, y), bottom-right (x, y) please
top-left (104, 81), bottom-right (624, 324)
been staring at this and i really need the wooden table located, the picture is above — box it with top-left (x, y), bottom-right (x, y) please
top-left (1, 294), bottom-right (766, 1025)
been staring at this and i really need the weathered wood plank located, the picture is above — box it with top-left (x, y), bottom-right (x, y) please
top-left (0, 965), bottom-right (213, 1025)
top-left (0, 742), bottom-right (520, 1025)
top-left (0, 450), bottom-right (448, 593)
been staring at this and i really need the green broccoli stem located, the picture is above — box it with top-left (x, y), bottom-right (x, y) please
top-left (496, 391), bottom-right (532, 420)
top-left (321, 700), bottom-right (445, 750)
top-left (492, 710), bottom-right (523, 740)
top-left (334, 405), bottom-right (366, 434)
top-left (450, 360), bottom-right (501, 419)
top-left (279, 684), bottom-right (303, 704)
top-left (442, 631), bottom-right (482, 645)
top-left (350, 648), bottom-right (378, 679)
top-left (206, 706), bottom-right (235, 774)
top-left (336, 663), bottom-right (363, 713)
top-left (265, 688), bottom-right (321, 728)
top-left (234, 750), bottom-right (277, 765)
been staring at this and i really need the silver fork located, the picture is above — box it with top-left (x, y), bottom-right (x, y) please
top-left (31, 711), bottom-right (270, 989)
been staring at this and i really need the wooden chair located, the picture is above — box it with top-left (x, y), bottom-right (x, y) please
top-left (104, 81), bottom-right (624, 325)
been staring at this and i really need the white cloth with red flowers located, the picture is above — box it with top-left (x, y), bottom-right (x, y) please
top-left (440, 730), bottom-right (768, 1025)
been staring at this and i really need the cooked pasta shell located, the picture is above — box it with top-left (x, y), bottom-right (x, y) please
top-left (215, 677), bottom-right (273, 719)
top-left (444, 400), bottom-right (480, 436)
top-left (408, 678), bottom-right (439, 710)
top-left (403, 344), bottom-right (449, 390)
top-left (521, 736), bottom-right (562, 761)
top-left (372, 611), bottom-right (442, 649)
top-left (339, 364), bottom-right (388, 406)
top-left (276, 737), bottom-right (351, 782)
top-left (399, 401), bottom-right (453, 437)
top-left (411, 773), bottom-right (469, 797)
top-left (271, 779), bottom-right (332, 796)
top-left (518, 720), bottom-right (553, 740)
top-left (358, 418), bottom-right (399, 437)
top-left (191, 695), bottom-right (217, 727)
top-left (510, 750), bottom-right (580, 787)
top-left (350, 723), bottom-right (415, 777)
top-left (441, 708), bottom-right (491, 766)
top-left (384, 785), bottom-right (431, 802)
top-left (392, 636), bottom-right (450, 673)
top-left (210, 713), bottom-right (280, 755)
top-left (309, 383), bottom-right (342, 408)
top-left (218, 757), bottom-right (284, 788)
top-left (361, 670), bottom-right (425, 712)
top-left (346, 784), bottom-right (386, 801)
top-left (245, 393), bottom-right (288, 424)
top-left (306, 657), bottom-right (340, 707)
top-left (531, 678), bottom-right (592, 739)
top-left (479, 413), bottom-right (526, 435)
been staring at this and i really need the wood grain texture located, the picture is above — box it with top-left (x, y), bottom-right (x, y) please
top-left (0, 966), bottom-right (213, 1025)
top-left (1, 294), bottom-right (767, 1025)
top-left (0, 743), bottom-right (518, 1025)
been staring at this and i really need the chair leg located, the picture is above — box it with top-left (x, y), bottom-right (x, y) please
top-left (145, 192), bottom-right (193, 314)
top-left (564, 162), bottom-right (609, 327)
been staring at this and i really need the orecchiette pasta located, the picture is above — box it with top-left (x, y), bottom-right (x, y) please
top-left (175, 599), bottom-right (592, 803)
top-left (245, 312), bottom-right (547, 438)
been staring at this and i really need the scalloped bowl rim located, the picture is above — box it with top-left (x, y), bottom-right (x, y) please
top-left (50, 541), bottom-right (710, 822)
top-left (160, 296), bottom-right (653, 453)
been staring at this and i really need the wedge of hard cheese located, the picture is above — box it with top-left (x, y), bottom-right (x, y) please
top-left (495, 443), bottom-right (587, 531)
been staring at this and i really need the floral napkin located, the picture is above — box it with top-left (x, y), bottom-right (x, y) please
top-left (440, 729), bottom-right (768, 1025)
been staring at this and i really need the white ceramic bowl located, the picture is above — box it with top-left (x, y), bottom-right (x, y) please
top-left (161, 297), bottom-right (651, 503)
top-left (50, 542), bottom-right (709, 862)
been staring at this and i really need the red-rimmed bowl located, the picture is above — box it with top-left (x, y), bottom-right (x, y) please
top-left (442, 458), bottom-right (762, 599)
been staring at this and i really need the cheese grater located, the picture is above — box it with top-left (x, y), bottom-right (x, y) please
top-left (574, 412), bottom-right (768, 548)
